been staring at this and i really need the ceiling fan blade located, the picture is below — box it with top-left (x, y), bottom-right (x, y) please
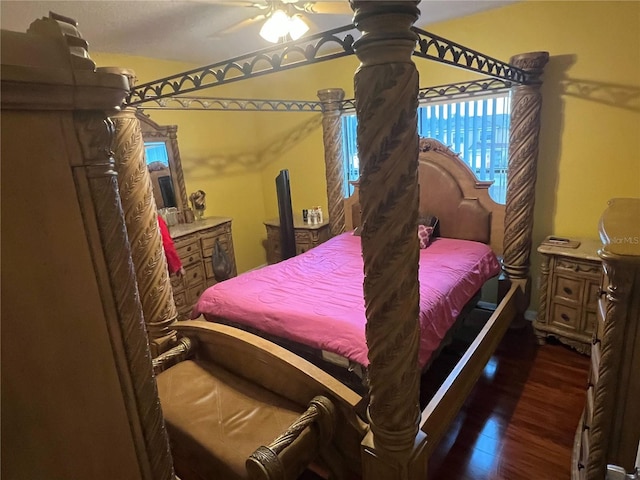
top-left (189, 0), bottom-right (269, 9)
top-left (302, 1), bottom-right (353, 15)
top-left (210, 13), bottom-right (267, 37)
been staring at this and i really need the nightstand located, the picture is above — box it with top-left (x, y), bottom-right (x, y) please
top-left (264, 216), bottom-right (331, 264)
top-left (533, 238), bottom-right (602, 355)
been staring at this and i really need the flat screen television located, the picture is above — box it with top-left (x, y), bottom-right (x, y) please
top-left (276, 169), bottom-right (296, 261)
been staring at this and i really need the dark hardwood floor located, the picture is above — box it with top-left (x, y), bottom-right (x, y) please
top-left (425, 317), bottom-right (590, 480)
top-left (303, 314), bottom-right (590, 480)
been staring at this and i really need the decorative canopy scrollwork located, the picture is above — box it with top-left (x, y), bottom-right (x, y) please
top-left (127, 25), bottom-right (357, 106)
top-left (412, 27), bottom-right (527, 84)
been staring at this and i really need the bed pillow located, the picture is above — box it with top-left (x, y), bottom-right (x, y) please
top-left (418, 224), bottom-right (434, 249)
top-left (419, 215), bottom-right (439, 237)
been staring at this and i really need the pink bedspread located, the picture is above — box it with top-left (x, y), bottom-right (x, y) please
top-left (194, 232), bottom-right (501, 368)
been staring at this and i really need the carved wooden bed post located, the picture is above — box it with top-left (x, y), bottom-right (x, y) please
top-left (351, 1), bottom-right (427, 479)
top-left (503, 51), bottom-right (549, 315)
top-left (318, 88), bottom-right (344, 236)
top-left (108, 77), bottom-right (179, 355)
top-left (317, 88), bottom-right (346, 237)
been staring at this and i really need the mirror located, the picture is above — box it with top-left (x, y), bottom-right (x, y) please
top-left (137, 112), bottom-right (192, 223)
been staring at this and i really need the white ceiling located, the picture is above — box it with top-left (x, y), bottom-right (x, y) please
top-left (1, 1), bottom-right (517, 65)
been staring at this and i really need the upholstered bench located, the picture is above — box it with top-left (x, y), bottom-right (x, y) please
top-left (156, 357), bottom-right (333, 480)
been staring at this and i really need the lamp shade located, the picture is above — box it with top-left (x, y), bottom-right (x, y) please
top-left (259, 9), bottom-right (290, 43)
top-left (288, 14), bottom-right (309, 40)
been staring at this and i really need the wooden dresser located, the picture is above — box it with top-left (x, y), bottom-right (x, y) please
top-left (534, 239), bottom-right (603, 355)
top-left (572, 198), bottom-right (640, 480)
top-left (264, 216), bottom-right (331, 264)
top-left (169, 217), bottom-right (237, 319)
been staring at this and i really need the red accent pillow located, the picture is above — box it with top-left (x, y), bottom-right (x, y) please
top-left (418, 225), bottom-right (434, 249)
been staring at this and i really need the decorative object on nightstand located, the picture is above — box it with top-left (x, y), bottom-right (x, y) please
top-left (264, 215), bottom-right (331, 264)
top-left (534, 237), bottom-right (603, 355)
top-left (572, 198), bottom-right (640, 480)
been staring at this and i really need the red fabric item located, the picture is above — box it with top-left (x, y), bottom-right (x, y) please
top-left (158, 215), bottom-right (183, 275)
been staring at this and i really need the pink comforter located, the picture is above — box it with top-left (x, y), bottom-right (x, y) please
top-left (194, 232), bottom-right (501, 368)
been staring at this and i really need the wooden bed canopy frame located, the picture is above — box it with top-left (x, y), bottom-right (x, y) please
top-left (2, 3), bottom-right (549, 479)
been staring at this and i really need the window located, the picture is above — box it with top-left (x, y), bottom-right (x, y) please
top-left (341, 92), bottom-right (511, 203)
top-left (144, 141), bottom-right (170, 167)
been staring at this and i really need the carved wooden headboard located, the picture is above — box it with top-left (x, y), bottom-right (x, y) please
top-left (344, 138), bottom-right (506, 255)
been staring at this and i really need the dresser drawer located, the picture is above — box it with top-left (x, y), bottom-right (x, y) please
top-left (170, 273), bottom-right (185, 293)
top-left (553, 275), bottom-right (583, 303)
top-left (551, 303), bottom-right (580, 330)
top-left (296, 242), bottom-right (313, 255)
top-left (187, 282), bottom-right (206, 305)
top-left (201, 228), bottom-right (231, 256)
top-left (176, 238), bottom-right (201, 266)
top-left (183, 263), bottom-right (205, 287)
top-left (180, 249), bottom-right (202, 267)
top-left (555, 257), bottom-right (601, 278)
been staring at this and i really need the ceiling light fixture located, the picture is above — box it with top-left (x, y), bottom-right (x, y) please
top-left (259, 9), bottom-right (309, 43)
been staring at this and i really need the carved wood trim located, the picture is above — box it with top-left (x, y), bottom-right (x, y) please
top-left (352, 1), bottom-right (425, 474)
top-left (73, 110), bottom-right (175, 480)
top-left (586, 261), bottom-right (632, 480)
top-left (111, 107), bottom-right (178, 353)
top-left (137, 113), bottom-right (191, 220)
top-left (502, 52), bottom-right (549, 286)
top-left (318, 88), bottom-right (346, 237)
top-left (539, 255), bottom-right (551, 324)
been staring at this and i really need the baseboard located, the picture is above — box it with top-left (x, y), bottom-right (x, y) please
top-left (477, 300), bottom-right (537, 322)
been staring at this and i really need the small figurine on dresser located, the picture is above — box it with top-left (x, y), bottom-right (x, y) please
top-left (189, 190), bottom-right (206, 220)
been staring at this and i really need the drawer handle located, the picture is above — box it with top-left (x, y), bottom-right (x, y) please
top-left (598, 288), bottom-right (607, 297)
top-left (187, 246), bottom-right (192, 252)
top-left (577, 463), bottom-right (584, 471)
top-left (188, 256), bottom-right (195, 263)
top-left (592, 337), bottom-right (600, 345)
top-left (563, 286), bottom-right (573, 295)
top-left (193, 272), bottom-right (198, 279)
top-left (561, 313), bottom-right (570, 322)
top-left (582, 423), bottom-right (590, 431)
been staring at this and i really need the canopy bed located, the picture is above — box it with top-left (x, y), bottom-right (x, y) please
top-left (193, 138), bottom-right (504, 388)
top-left (2, 3), bottom-right (550, 480)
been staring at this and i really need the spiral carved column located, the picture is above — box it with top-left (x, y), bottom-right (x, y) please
top-left (73, 111), bottom-right (175, 480)
top-left (317, 88), bottom-right (346, 237)
top-left (111, 106), bottom-right (178, 355)
top-left (532, 255), bottom-right (550, 344)
top-left (351, 2), bottom-right (426, 479)
top-left (503, 51), bottom-right (549, 312)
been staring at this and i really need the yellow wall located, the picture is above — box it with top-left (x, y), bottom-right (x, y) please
top-left (96, 0), bottom-right (640, 311)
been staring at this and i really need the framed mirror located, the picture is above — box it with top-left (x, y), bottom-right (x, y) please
top-left (137, 112), bottom-right (191, 222)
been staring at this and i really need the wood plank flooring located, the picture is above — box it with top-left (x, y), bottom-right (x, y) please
top-left (303, 317), bottom-right (590, 480)
top-left (425, 320), bottom-right (590, 480)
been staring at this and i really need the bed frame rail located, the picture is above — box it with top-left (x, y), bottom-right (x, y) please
top-left (420, 283), bottom-right (519, 456)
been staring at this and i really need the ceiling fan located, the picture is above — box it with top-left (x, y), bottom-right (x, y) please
top-left (211, 1), bottom-right (353, 42)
